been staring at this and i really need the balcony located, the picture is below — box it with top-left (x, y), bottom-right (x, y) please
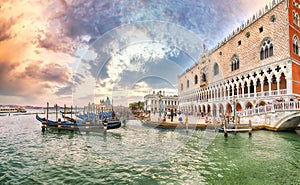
top-left (179, 89), bottom-right (288, 105)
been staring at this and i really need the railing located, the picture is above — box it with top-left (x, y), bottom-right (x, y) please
top-left (237, 101), bottom-right (300, 117)
top-left (180, 89), bottom-right (288, 105)
top-left (179, 101), bottom-right (300, 117)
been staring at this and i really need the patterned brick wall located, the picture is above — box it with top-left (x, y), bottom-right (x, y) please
top-left (178, 0), bottom-right (293, 96)
top-left (178, 62), bottom-right (200, 94)
top-left (208, 1), bottom-right (289, 84)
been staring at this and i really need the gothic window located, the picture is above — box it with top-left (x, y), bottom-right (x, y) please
top-left (181, 83), bottom-right (183, 91)
top-left (270, 43), bottom-right (273, 56)
top-left (293, 35), bottom-right (299, 55)
top-left (194, 75), bottom-right (198, 84)
top-left (187, 80), bottom-right (189, 88)
top-left (214, 63), bottom-right (219, 76)
top-left (260, 47), bottom-right (264, 60)
top-left (265, 46), bottom-right (269, 58)
top-left (260, 39), bottom-right (274, 60)
top-left (231, 56), bottom-right (239, 71)
top-left (202, 73), bottom-right (206, 82)
top-left (293, 10), bottom-right (299, 26)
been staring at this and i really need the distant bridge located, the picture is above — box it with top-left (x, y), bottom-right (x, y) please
top-left (238, 101), bottom-right (300, 131)
top-left (273, 112), bottom-right (300, 131)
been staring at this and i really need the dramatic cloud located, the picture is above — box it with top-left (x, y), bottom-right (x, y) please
top-left (0, 0), bottom-right (271, 106)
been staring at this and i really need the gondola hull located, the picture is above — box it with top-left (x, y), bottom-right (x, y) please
top-left (36, 114), bottom-right (121, 131)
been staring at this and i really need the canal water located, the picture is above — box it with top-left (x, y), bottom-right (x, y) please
top-left (0, 115), bottom-right (299, 184)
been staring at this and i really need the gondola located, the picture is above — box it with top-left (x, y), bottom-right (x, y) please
top-left (36, 114), bottom-right (121, 131)
top-left (75, 111), bottom-right (113, 122)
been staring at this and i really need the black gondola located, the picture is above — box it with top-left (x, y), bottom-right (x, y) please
top-left (36, 114), bottom-right (121, 131)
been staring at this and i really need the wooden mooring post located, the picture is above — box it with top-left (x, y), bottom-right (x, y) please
top-left (223, 116), bottom-right (252, 137)
top-left (224, 117), bottom-right (228, 137)
top-left (185, 116), bottom-right (189, 133)
top-left (224, 117), bottom-right (229, 137)
top-left (42, 102), bottom-right (49, 132)
top-left (249, 120), bottom-right (252, 137)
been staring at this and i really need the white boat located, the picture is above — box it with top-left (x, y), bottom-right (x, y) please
top-left (0, 107), bottom-right (27, 113)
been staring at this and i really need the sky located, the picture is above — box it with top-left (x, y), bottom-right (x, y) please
top-left (0, 0), bottom-right (271, 107)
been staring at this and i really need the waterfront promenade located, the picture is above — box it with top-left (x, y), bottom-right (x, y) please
top-left (147, 100), bottom-right (300, 131)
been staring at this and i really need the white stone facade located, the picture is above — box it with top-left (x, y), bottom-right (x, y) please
top-left (144, 91), bottom-right (179, 114)
top-left (178, 0), bottom-right (300, 118)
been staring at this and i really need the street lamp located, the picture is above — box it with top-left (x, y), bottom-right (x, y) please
top-left (159, 91), bottom-right (163, 117)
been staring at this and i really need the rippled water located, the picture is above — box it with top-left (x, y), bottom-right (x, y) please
top-left (0, 115), bottom-right (299, 184)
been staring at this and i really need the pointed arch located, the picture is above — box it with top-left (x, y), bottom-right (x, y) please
top-left (279, 73), bottom-right (286, 90)
top-left (187, 80), bottom-right (190, 88)
top-left (256, 78), bottom-right (261, 92)
top-left (194, 75), bottom-right (198, 84)
top-left (260, 47), bottom-right (264, 60)
top-left (293, 35), bottom-right (299, 55)
top-left (231, 55), bottom-right (239, 71)
top-left (271, 75), bottom-right (277, 90)
top-left (259, 101), bottom-right (266, 106)
top-left (263, 76), bottom-right (269, 92)
top-left (202, 105), bottom-right (206, 113)
top-left (293, 10), bottom-right (299, 26)
top-left (236, 103), bottom-right (242, 112)
top-left (219, 104), bottom-right (224, 116)
top-left (244, 81), bottom-right (248, 94)
top-left (245, 102), bottom-right (253, 109)
top-left (250, 80), bottom-right (255, 94)
top-left (214, 63), bottom-right (219, 76)
top-left (202, 73), bottom-right (207, 82)
top-left (226, 103), bottom-right (232, 115)
top-left (260, 38), bottom-right (273, 60)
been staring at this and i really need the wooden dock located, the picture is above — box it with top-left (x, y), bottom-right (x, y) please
top-left (143, 120), bottom-right (207, 129)
top-left (222, 116), bottom-right (252, 137)
top-left (225, 128), bottom-right (252, 132)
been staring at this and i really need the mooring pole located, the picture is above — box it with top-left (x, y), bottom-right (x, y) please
top-left (249, 120), bottom-right (252, 137)
top-left (185, 116), bottom-right (189, 133)
top-left (56, 104), bottom-right (58, 121)
top-left (46, 102), bottom-right (49, 122)
top-left (64, 104), bottom-right (66, 121)
top-left (224, 117), bottom-right (228, 137)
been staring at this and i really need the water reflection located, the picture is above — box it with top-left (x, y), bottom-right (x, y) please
top-left (0, 115), bottom-right (300, 184)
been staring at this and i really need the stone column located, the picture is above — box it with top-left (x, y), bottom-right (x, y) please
top-left (241, 84), bottom-right (245, 98)
top-left (260, 79), bottom-right (264, 97)
top-left (227, 86), bottom-right (230, 100)
top-left (268, 79), bottom-right (272, 96)
top-left (216, 104), bottom-right (220, 118)
top-left (277, 77), bottom-right (280, 95)
top-left (248, 83), bottom-right (250, 98)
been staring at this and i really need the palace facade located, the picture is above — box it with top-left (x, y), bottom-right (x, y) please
top-left (178, 0), bottom-right (300, 118)
top-left (144, 91), bottom-right (179, 114)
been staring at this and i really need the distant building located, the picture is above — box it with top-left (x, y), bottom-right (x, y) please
top-left (178, 0), bottom-right (300, 117)
top-left (144, 91), bottom-right (179, 114)
top-left (97, 97), bottom-right (112, 111)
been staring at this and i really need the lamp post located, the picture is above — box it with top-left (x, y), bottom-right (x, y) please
top-left (159, 91), bottom-right (163, 118)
